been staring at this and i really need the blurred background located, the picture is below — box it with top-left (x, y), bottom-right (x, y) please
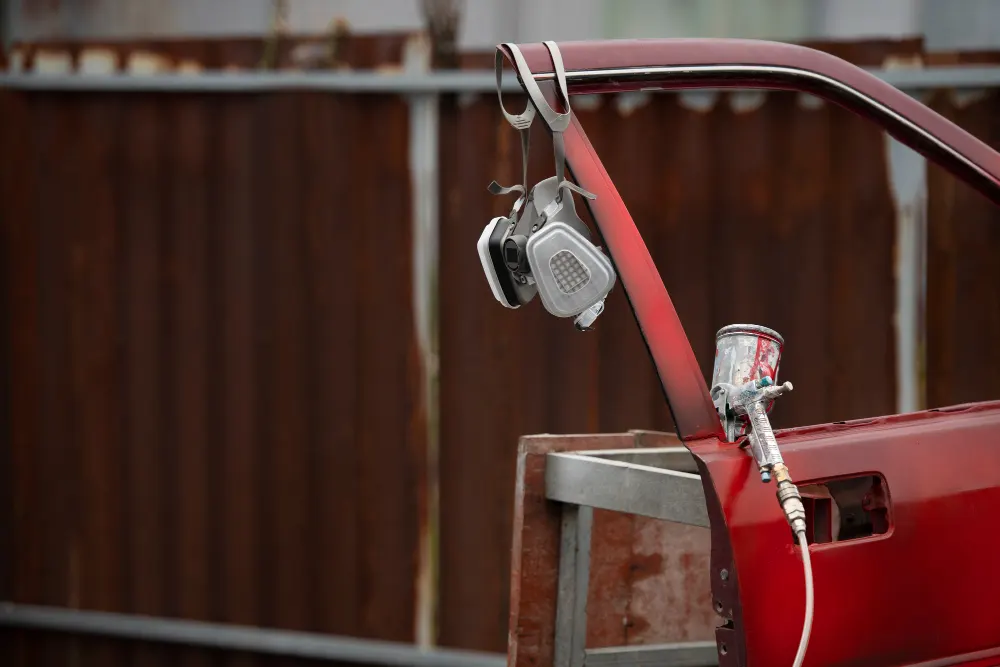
top-left (1, 0), bottom-right (999, 665)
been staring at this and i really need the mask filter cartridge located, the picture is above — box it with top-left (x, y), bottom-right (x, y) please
top-left (525, 221), bottom-right (616, 319)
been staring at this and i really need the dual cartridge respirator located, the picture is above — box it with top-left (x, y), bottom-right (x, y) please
top-left (477, 42), bottom-right (617, 330)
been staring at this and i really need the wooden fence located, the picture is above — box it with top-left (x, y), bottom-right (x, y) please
top-left (1, 36), bottom-right (999, 665)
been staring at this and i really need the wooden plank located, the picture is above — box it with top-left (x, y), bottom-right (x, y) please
top-left (353, 94), bottom-right (423, 643)
top-left (577, 94), bottom-right (666, 435)
top-left (627, 433), bottom-right (714, 645)
top-left (926, 86), bottom-right (1000, 408)
top-left (33, 92), bottom-right (80, 665)
top-left (164, 92), bottom-right (214, 667)
top-left (300, 91), bottom-right (362, 641)
top-left (763, 91), bottom-right (834, 428)
top-left (652, 94), bottom-right (715, 429)
top-left (258, 92), bottom-right (311, 634)
top-left (120, 93), bottom-right (167, 667)
top-left (1, 90), bottom-right (44, 667)
top-left (437, 94), bottom-right (516, 653)
top-left (71, 93), bottom-right (127, 665)
top-left (507, 433), bottom-right (635, 667)
top-left (438, 95), bottom-right (558, 653)
top-left (825, 101), bottom-right (897, 422)
top-left (215, 94), bottom-right (262, 667)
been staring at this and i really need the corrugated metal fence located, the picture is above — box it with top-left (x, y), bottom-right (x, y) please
top-left (0, 35), bottom-right (999, 665)
top-left (1, 89), bottom-right (426, 666)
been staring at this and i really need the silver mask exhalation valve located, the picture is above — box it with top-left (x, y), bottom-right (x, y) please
top-left (574, 300), bottom-right (605, 331)
top-left (709, 324), bottom-right (793, 483)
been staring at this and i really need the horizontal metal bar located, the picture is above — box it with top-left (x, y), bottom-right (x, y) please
top-left (0, 602), bottom-right (505, 667)
top-left (874, 65), bottom-right (1000, 91)
top-left (584, 446), bottom-right (699, 474)
top-left (0, 65), bottom-right (998, 93)
top-left (0, 70), bottom-right (503, 93)
top-left (545, 453), bottom-right (709, 527)
top-left (584, 641), bottom-right (719, 666)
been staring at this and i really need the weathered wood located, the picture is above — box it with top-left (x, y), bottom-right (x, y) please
top-left (627, 432), bottom-right (715, 645)
top-left (508, 433), bottom-right (633, 667)
top-left (507, 431), bottom-right (715, 667)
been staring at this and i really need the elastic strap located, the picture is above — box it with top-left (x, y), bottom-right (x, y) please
top-left (504, 41), bottom-right (571, 132)
top-left (552, 132), bottom-right (595, 202)
top-left (488, 48), bottom-right (535, 216)
top-left (489, 41), bottom-right (595, 214)
top-left (505, 41), bottom-right (594, 204)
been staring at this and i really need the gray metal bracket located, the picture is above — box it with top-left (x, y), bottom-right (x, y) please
top-left (544, 447), bottom-right (717, 667)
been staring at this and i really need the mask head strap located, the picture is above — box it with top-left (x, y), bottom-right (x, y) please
top-left (503, 41), bottom-right (596, 207)
top-left (488, 48), bottom-right (536, 218)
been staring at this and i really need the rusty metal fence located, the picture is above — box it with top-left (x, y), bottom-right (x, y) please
top-left (0, 36), bottom-right (999, 666)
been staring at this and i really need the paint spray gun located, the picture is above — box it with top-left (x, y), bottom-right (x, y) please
top-left (710, 325), bottom-right (804, 530)
top-left (710, 325), bottom-right (795, 480)
top-left (710, 325), bottom-right (812, 667)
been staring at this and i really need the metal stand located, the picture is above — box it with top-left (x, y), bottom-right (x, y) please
top-left (544, 446), bottom-right (719, 667)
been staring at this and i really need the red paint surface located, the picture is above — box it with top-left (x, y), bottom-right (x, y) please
top-left (691, 402), bottom-right (1000, 666)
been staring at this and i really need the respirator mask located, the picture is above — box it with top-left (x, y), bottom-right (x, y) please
top-left (477, 41), bottom-right (616, 330)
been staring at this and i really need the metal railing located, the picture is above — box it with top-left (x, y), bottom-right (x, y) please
top-left (0, 65), bottom-right (999, 93)
top-left (0, 602), bottom-right (506, 667)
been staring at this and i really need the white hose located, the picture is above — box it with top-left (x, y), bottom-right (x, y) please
top-left (792, 530), bottom-right (814, 667)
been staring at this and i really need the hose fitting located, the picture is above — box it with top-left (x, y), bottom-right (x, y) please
top-left (773, 464), bottom-right (807, 536)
